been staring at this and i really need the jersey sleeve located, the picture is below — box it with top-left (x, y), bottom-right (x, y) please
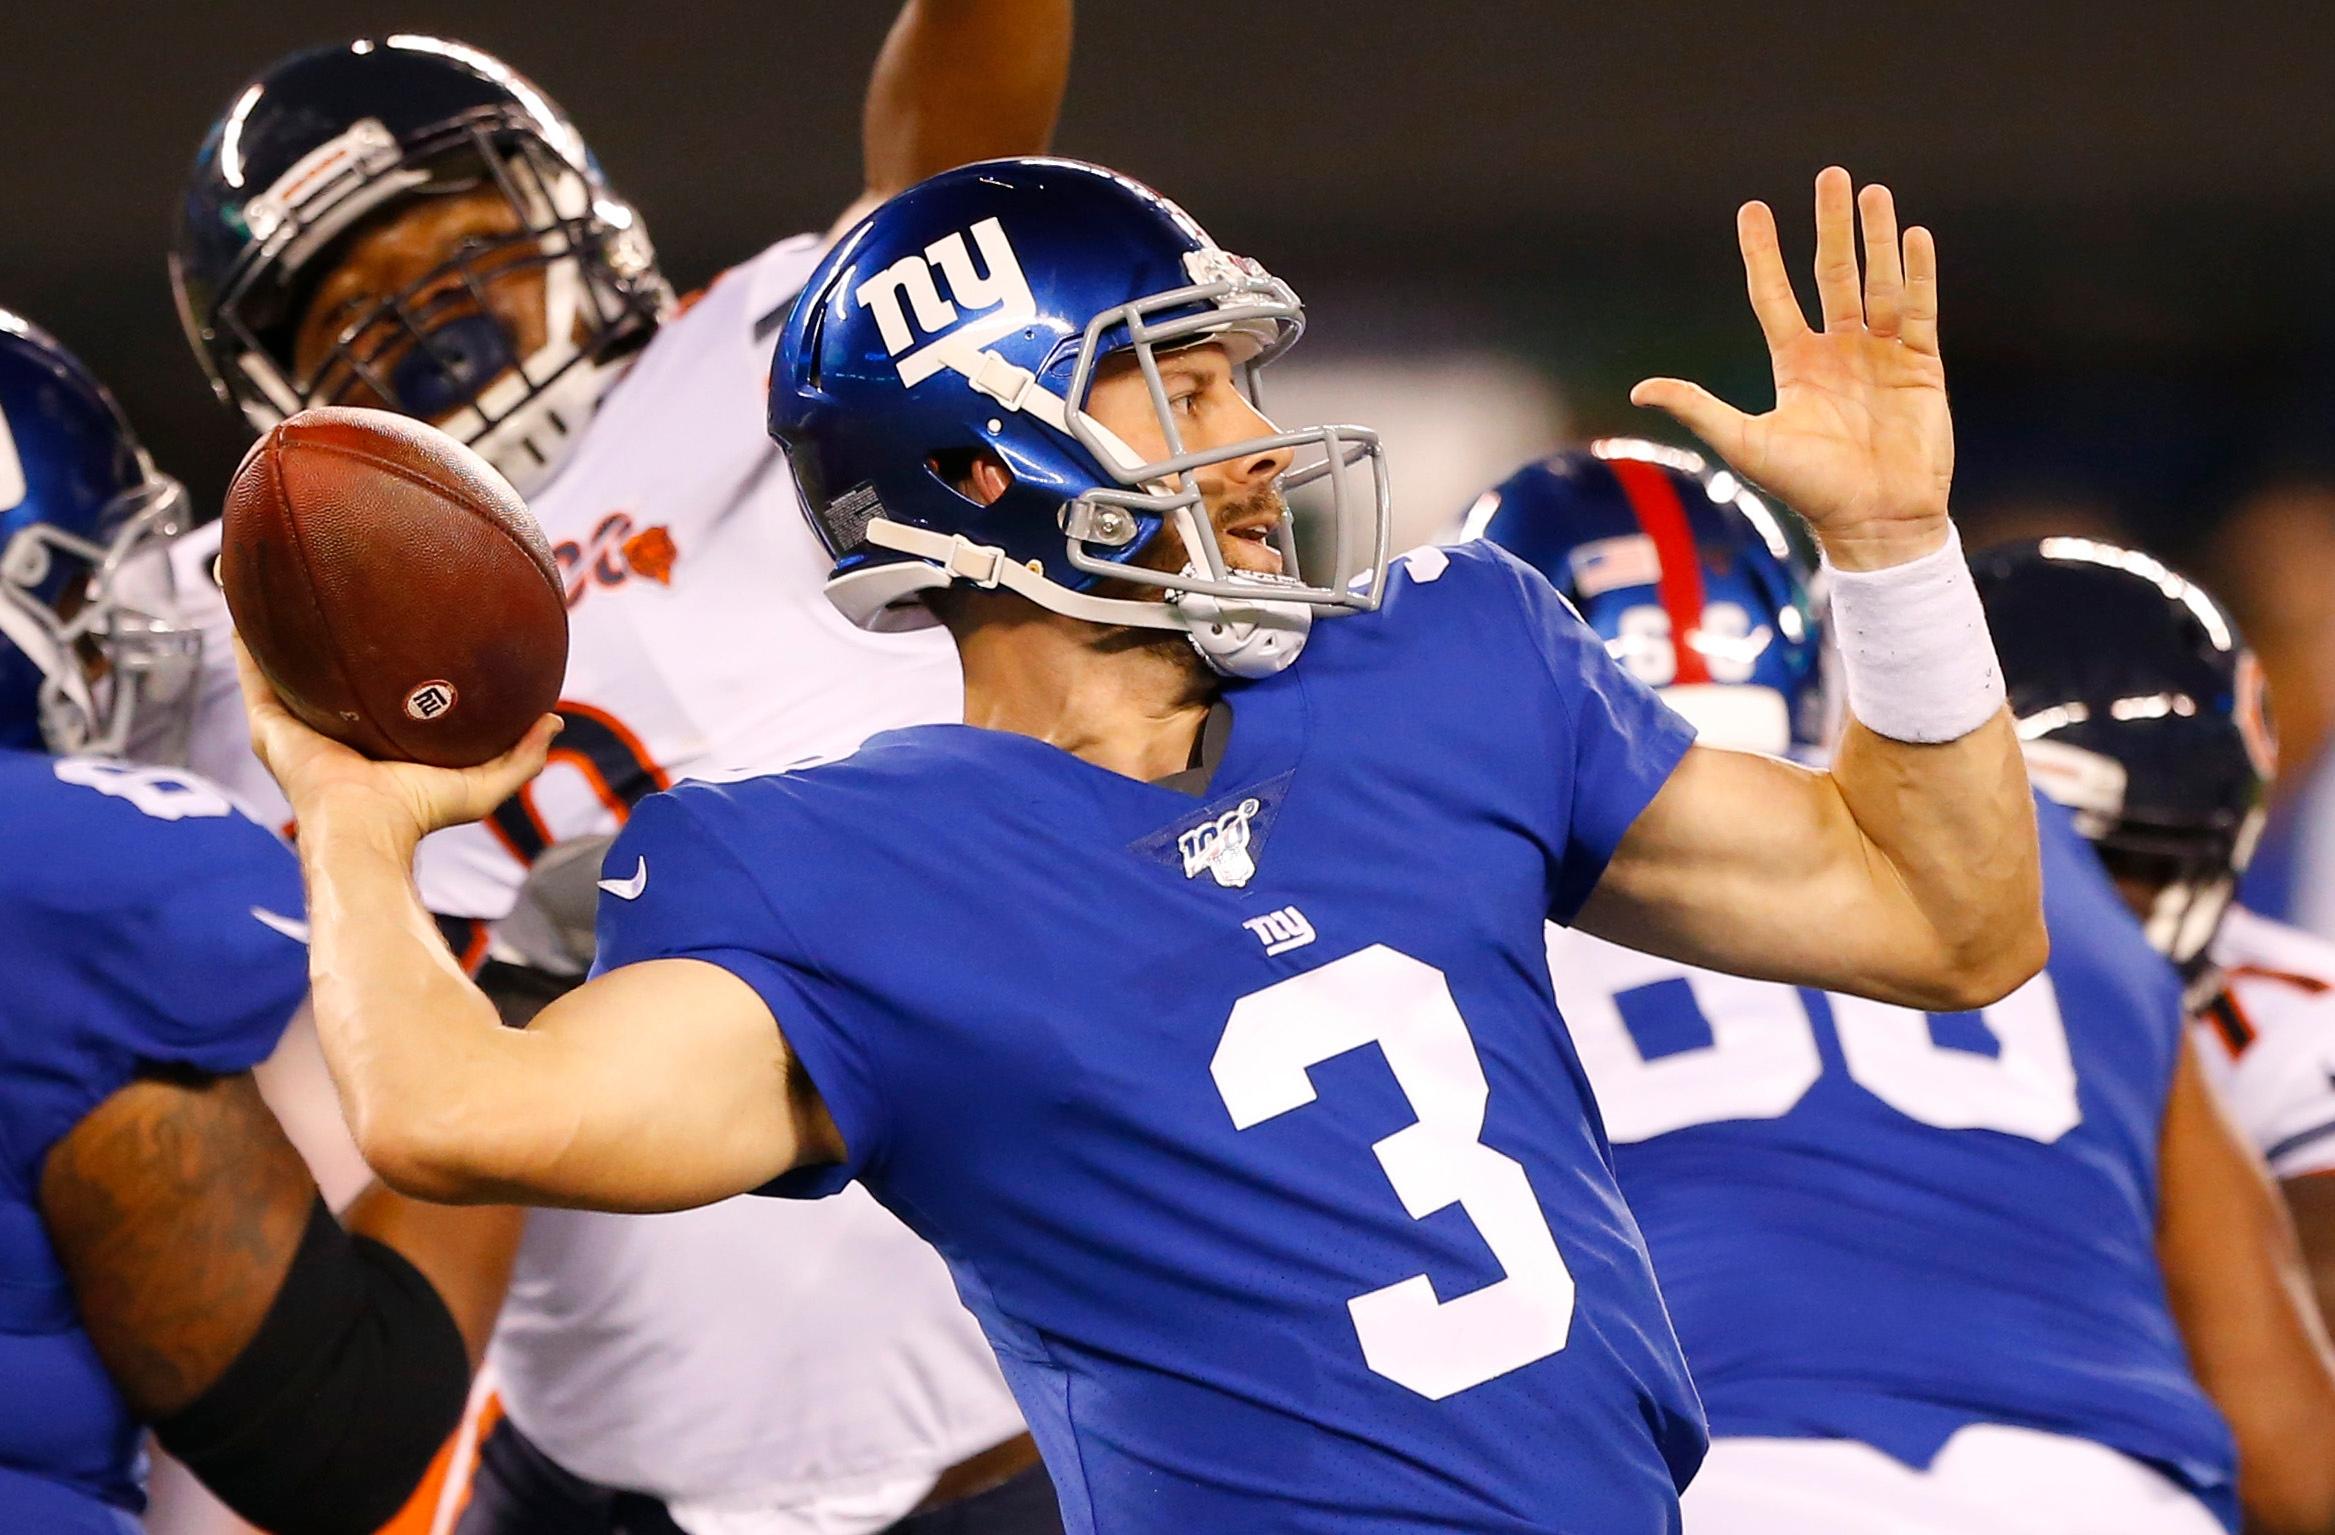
top-left (2211, 982), bottom-right (2335, 1179)
top-left (1473, 541), bottom-right (1698, 920)
top-left (590, 786), bottom-right (888, 1198)
top-left (0, 765), bottom-right (310, 1190)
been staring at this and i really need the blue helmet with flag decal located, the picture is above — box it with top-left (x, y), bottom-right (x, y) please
top-left (1465, 439), bottom-right (1828, 756)
top-left (769, 157), bottom-right (1391, 678)
top-left (0, 315), bottom-right (200, 757)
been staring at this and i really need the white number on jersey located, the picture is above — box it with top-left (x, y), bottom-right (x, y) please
top-left (53, 758), bottom-right (233, 821)
top-left (1561, 946), bottom-right (1823, 1141)
top-left (1612, 600), bottom-right (1758, 689)
top-left (1211, 944), bottom-right (1575, 1400)
top-left (1832, 983), bottom-right (2081, 1141)
top-left (1557, 938), bottom-right (2082, 1144)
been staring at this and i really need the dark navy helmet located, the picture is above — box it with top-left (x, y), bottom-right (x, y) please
top-left (170, 36), bottom-right (671, 496)
top-left (0, 315), bottom-right (200, 757)
top-left (769, 157), bottom-right (1390, 679)
top-left (1974, 537), bottom-right (2272, 973)
top-left (1464, 439), bottom-right (1828, 757)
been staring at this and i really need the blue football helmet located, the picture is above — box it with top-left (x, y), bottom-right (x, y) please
top-left (171, 36), bottom-right (670, 496)
top-left (1465, 439), bottom-right (1828, 756)
top-left (769, 158), bottom-right (1390, 678)
top-left (0, 314), bottom-right (200, 758)
top-left (1973, 537), bottom-right (2271, 974)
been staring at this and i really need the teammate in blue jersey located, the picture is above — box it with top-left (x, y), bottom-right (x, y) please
top-left (0, 314), bottom-right (515, 1533)
top-left (1475, 444), bottom-right (2335, 1534)
top-left (240, 162), bottom-right (2048, 1531)
top-left (1972, 538), bottom-right (2335, 1525)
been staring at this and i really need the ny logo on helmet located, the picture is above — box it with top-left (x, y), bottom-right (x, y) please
top-left (853, 218), bottom-right (1035, 388)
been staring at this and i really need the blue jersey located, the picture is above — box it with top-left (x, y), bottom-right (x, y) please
top-left (1547, 797), bottom-right (2237, 1527)
top-left (0, 749), bottom-right (308, 1531)
top-left (598, 542), bottom-right (1706, 1533)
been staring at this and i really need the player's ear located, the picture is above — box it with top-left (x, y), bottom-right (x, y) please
top-left (928, 449), bottom-right (1014, 508)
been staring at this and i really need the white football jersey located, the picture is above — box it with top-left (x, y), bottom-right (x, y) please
top-left (171, 235), bottom-right (1027, 1513)
top-left (2194, 904), bottom-right (2335, 1181)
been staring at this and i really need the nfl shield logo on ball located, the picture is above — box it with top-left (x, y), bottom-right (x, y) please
top-left (1180, 798), bottom-right (1262, 889)
top-left (403, 681), bottom-right (459, 721)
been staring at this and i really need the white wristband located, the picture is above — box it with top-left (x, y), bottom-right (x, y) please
top-left (1825, 524), bottom-right (2005, 744)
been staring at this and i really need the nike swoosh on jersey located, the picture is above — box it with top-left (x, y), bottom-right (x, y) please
top-left (251, 907), bottom-right (311, 943)
top-left (598, 858), bottom-right (649, 901)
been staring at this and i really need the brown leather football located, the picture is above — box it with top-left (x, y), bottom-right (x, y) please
top-left (220, 406), bottom-right (569, 768)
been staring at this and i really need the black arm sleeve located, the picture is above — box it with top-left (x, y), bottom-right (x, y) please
top-left (153, 1196), bottom-right (470, 1535)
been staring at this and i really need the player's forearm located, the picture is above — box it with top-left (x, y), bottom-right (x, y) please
top-left (2162, 1060), bottom-right (2335, 1533)
top-left (1824, 711), bottom-right (2045, 1009)
top-left (860, 0), bottom-right (1073, 199)
top-left (297, 798), bottom-right (548, 1203)
top-left (2281, 1174), bottom-right (2335, 1387)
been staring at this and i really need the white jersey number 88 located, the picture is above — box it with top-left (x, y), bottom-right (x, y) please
top-left (1550, 934), bottom-right (2082, 1145)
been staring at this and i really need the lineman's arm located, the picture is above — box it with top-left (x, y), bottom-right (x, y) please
top-left (1576, 167), bottom-right (2041, 1011)
top-left (2159, 1043), bottom-right (2335, 1535)
top-left (832, 0), bottom-right (1074, 236)
top-left (2285, 1173), bottom-right (2335, 1347)
top-left (38, 1065), bottom-right (517, 1534)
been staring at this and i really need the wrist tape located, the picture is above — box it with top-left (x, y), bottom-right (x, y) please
top-left (1826, 524), bottom-right (2005, 744)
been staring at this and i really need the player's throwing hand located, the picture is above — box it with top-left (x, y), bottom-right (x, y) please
top-left (233, 637), bottom-right (560, 844)
top-left (1633, 166), bottom-right (1950, 572)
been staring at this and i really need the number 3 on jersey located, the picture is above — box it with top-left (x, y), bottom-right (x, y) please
top-left (1211, 945), bottom-right (1574, 1400)
top-left (1555, 938), bottom-right (2082, 1144)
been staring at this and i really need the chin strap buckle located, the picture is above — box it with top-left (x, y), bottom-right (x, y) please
top-left (966, 349), bottom-right (1038, 412)
top-left (941, 534), bottom-right (1010, 589)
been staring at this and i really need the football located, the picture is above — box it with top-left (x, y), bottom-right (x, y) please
top-left (219, 406), bottom-right (569, 769)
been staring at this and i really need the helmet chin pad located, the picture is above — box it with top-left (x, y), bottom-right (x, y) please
top-left (1172, 570), bottom-right (1314, 679)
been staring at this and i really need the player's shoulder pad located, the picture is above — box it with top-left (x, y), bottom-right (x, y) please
top-left (2221, 905), bottom-right (2335, 992)
top-left (595, 736), bottom-right (978, 968)
top-left (1370, 537), bottom-right (1592, 632)
top-left (0, 752), bottom-right (309, 1154)
top-left (740, 231), bottom-right (829, 340)
top-left (594, 776), bottom-right (810, 975)
top-left (644, 232), bottom-right (827, 365)
top-left (0, 751), bottom-right (295, 898)
top-left (1379, 536), bottom-right (1557, 596)
top-left (1339, 536), bottom-right (1607, 695)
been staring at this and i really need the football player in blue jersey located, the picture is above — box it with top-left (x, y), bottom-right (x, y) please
top-left (1473, 446), bottom-right (2335, 1534)
top-left (238, 161), bottom-right (2046, 1532)
top-left (0, 314), bottom-right (519, 1534)
top-left (1973, 537), bottom-right (2335, 1509)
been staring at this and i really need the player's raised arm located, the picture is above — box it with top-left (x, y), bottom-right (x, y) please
top-left (831, 0), bottom-right (1075, 237)
top-left (1579, 167), bottom-right (2044, 1011)
top-left (236, 645), bottom-right (824, 1212)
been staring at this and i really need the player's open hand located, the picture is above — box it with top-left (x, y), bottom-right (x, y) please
top-left (233, 637), bottom-right (560, 845)
top-left (1633, 167), bottom-right (1951, 571)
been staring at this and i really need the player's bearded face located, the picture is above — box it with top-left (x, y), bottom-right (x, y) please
top-left (1083, 343), bottom-right (1296, 583)
top-left (291, 186), bottom-right (553, 424)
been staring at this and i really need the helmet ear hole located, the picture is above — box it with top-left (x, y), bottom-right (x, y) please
top-left (925, 448), bottom-right (1013, 508)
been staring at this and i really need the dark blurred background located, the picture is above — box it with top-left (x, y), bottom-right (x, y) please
top-left (11, 0), bottom-right (2335, 771)
top-left (6, 0), bottom-right (2335, 540)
